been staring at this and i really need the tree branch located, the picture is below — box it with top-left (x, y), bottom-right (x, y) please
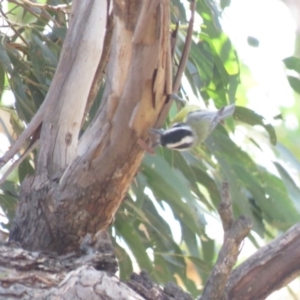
top-left (199, 182), bottom-right (252, 300)
top-left (226, 222), bottom-right (300, 300)
top-left (36, 0), bottom-right (108, 175)
top-left (0, 139), bottom-right (39, 186)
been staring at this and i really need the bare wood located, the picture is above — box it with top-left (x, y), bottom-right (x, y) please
top-left (218, 181), bottom-right (233, 231)
top-left (226, 223), bottom-right (300, 300)
top-left (200, 182), bottom-right (252, 300)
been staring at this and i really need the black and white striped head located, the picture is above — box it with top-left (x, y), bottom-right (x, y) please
top-left (150, 123), bottom-right (196, 151)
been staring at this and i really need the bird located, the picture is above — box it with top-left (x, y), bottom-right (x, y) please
top-left (150, 104), bottom-right (235, 151)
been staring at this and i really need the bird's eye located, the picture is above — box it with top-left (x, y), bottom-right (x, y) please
top-left (159, 125), bottom-right (195, 151)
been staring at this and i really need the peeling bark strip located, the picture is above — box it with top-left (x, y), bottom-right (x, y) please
top-left (9, 0), bottom-right (172, 254)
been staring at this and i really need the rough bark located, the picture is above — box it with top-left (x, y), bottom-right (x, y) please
top-left (9, 0), bottom-right (172, 254)
top-left (0, 243), bottom-right (191, 300)
top-left (226, 223), bottom-right (300, 300)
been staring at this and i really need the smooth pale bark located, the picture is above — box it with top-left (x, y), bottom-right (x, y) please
top-left (37, 1), bottom-right (107, 174)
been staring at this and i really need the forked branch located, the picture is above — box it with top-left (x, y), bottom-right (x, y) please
top-left (199, 182), bottom-right (252, 300)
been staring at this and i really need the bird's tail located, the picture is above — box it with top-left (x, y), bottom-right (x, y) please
top-left (219, 104), bottom-right (235, 120)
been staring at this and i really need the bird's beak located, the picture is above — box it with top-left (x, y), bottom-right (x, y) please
top-left (149, 128), bottom-right (163, 135)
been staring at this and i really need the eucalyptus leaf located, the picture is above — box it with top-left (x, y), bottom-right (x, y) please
top-left (234, 106), bottom-right (277, 145)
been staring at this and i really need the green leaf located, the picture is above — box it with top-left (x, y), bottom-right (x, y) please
top-left (274, 162), bottom-right (300, 213)
top-left (220, 0), bottom-right (231, 9)
top-left (142, 154), bottom-right (206, 234)
top-left (168, 151), bottom-right (214, 210)
top-left (205, 127), bottom-right (267, 234)
top-left (287, 76), bottom-right (300, 94)
top-left (29, 35), bottom-right (47, 85)
top-left (51, 27), bottom-right (67, 40)
top-left (0, 116), bottom-right (15, 145)
top-left (0, 193), bottom-right (18, 225)
top-left (113, 241), bottom-right (133, 281)
top-left (191, 166), bottom-right (221, 208)
top-left (247, 36), bottom-right (259, 47)
top-left (283, 56), bottom-right (300, 74)
top-left (187, 255), bottom-right (212, 274)
top-left (0, 38), bottom-right (14, 74)
top-left (261, 170), bottom-right (300, 229)
top-left (30, 30), bottom-right (58, 67)
top-left (275, 143), bottom-right (300, 173)
top-left (18, 158), bottom-right (35, 183)
top-left (234, 106), bottom-right (277, 145)
top-left (0, 180), bottom-right (20, 198)
top-left (190, 40), bottom-right (214, 88)
top-left (0, 64), bottom-right (5, 100)
top-left (115, 215), bottom-right (156, 279)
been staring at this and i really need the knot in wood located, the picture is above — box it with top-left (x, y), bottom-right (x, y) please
top-left (65, 132), bottom-right (72, 146)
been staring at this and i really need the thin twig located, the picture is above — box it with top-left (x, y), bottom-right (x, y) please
top-left (154, 0), bottom-right (195, 128)
top-left (0, 139), bottom-right (39, 186)
top-left (172, 0), bottom-right (195, 93)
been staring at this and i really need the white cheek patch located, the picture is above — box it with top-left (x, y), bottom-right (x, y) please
top-left (166, 135), bottom-right (195, 150)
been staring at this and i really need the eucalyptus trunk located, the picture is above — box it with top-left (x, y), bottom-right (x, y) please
top-left (9, 0), bottom-right (172, 254)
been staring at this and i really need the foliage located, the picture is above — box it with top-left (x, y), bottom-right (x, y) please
top-left (0, 0), bottom-right (300, 298)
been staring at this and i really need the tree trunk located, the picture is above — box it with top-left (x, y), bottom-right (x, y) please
top-left (9, 0), bottom-right (172, 254)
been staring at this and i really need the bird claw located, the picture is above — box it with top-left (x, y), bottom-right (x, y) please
top-left (137, 138), bottom-right (156, 155)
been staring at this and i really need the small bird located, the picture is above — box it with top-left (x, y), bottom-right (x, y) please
top-left (150, 123), bottom-right (196, 151)
top-left (150, 104), bottom-right (235, 151)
